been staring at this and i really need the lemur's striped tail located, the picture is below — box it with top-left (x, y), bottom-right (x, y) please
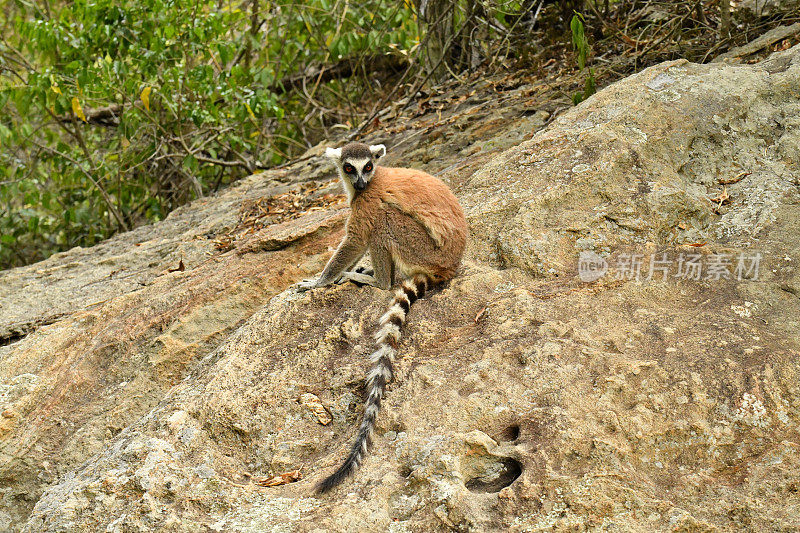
top-left (316, 274), bottom-right (429, 493)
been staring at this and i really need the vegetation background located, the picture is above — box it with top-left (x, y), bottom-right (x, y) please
top-left (0, 0), bottom-right (795, 269)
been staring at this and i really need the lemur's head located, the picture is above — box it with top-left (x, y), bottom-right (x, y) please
top-left (326, 142), bottom-right (386, 195)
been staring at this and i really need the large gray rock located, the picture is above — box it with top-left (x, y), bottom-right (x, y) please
top-left (739, 0), bottom-right (800, 17)
top-left (2, 45), bottom-right (800, 532)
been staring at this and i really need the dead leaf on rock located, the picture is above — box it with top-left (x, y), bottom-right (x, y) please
top-left (167, 259), bottom-right (185, 272)
top-left (710, 186), bottom-right (731, 213)
top-left (255, 469), bottom-right (302, 487)
top-left (299, 392), bottom-right (332, 425)
top-left (214, 181), bottom-right (345, 252)
top-left (719, 171), bottom-right (750, 185)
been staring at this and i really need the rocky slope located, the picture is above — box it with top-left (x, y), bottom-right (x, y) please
top-left (2, 45), bottom-right (799, 532)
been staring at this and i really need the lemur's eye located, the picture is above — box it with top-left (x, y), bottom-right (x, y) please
top-left (343, 164), bottom-right (355, 174)
top-left (364, 162), bottom-right (373, 172)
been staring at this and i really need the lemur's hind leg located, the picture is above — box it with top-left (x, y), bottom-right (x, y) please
top-left (368, 245), bottom-right (393, 290)
top-left (337, 271), bottom-right (378, 286)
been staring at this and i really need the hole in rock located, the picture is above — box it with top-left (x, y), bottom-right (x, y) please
top-left (465, 457), bottom-right (522, 493)
top-left (499, 424), bottom-right (520, 442)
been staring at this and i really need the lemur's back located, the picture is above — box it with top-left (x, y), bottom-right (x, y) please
top-left (352, 166), bottom-right (467, 282)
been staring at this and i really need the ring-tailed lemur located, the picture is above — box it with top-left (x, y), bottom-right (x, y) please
top-left (297, 141), bottom-right (468, 493)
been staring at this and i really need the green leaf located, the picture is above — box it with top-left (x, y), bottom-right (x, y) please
top-left (218, 44), bottom-right (232, 65)
top-left (584, 68), bottom-right (596, 98)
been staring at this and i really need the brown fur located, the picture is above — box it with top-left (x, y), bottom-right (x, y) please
top-left (347, 166), bottom-right (467, 284)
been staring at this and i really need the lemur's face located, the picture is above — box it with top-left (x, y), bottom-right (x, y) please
top-left (341, 156), bottom-right (374, 191)
top-left (326, 142), bottom-right (386, 192)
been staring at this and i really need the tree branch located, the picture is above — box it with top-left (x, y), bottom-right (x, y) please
top-left (270, 53), bottom-right (409, 95)
top-left (55, 104), bottom-right (124, 127)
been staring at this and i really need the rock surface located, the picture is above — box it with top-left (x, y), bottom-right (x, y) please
top-left (2, 45), bottom-right (800, 532)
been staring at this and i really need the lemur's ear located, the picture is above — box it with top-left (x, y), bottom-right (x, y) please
top-left (369, 144), bottom-right (386, 159)
top-left (325, 147), bottom-right (342, 159)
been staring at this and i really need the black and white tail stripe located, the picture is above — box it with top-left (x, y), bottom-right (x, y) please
top-left (316, 274), bottom-right (429, 493)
